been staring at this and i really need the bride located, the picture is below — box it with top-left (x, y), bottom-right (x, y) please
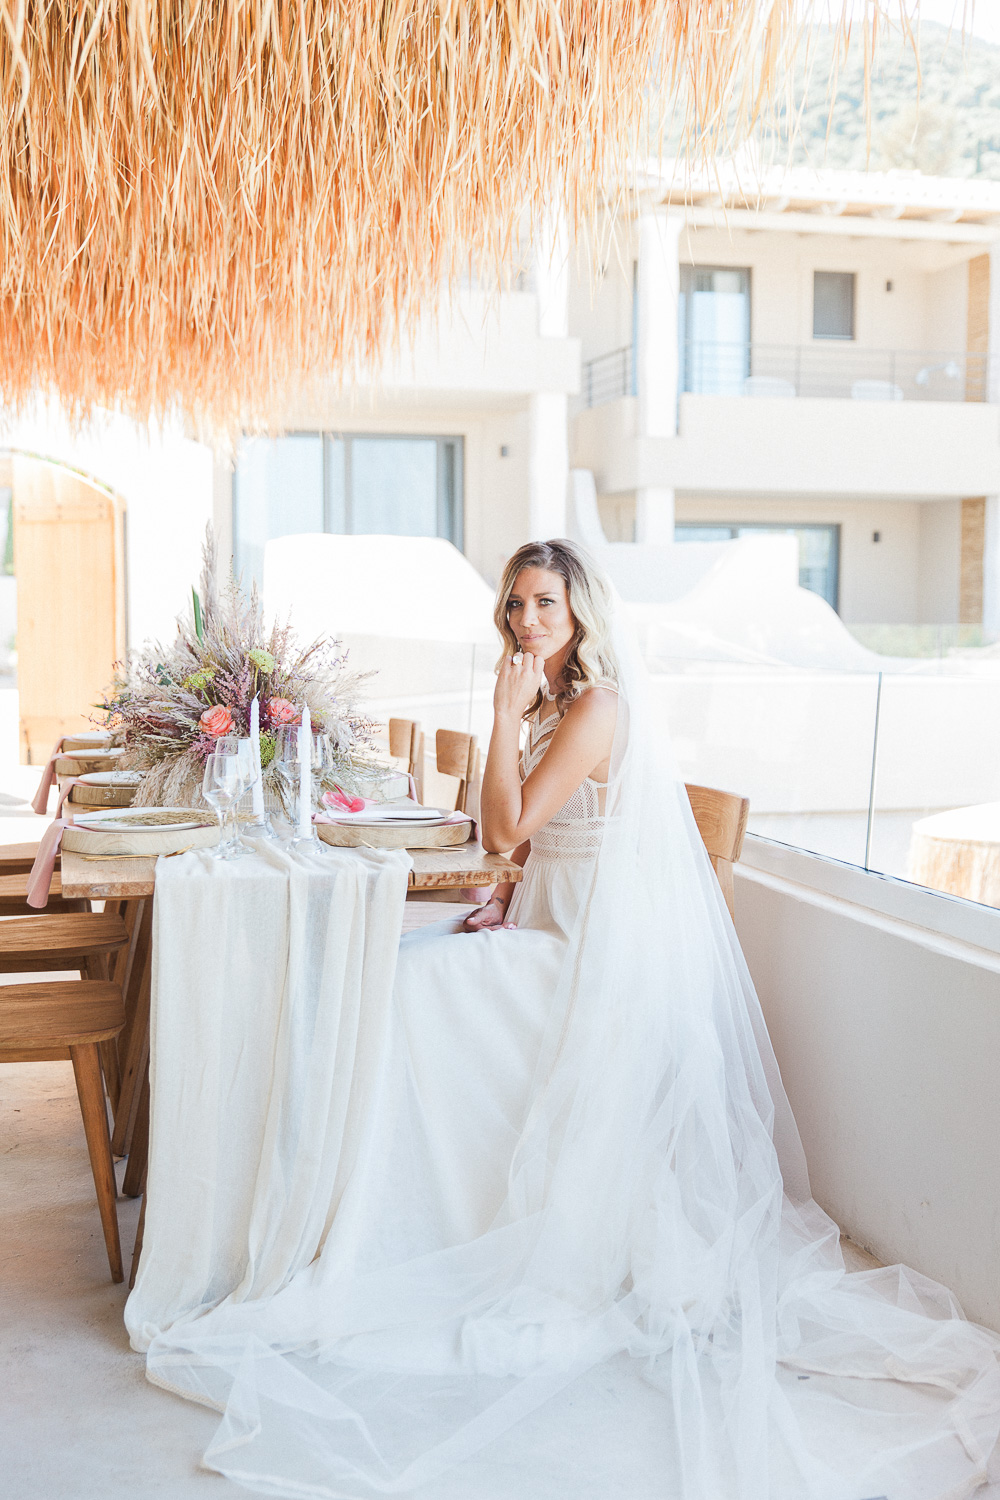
top-left (141, 539), bottom-right (1000, 1500)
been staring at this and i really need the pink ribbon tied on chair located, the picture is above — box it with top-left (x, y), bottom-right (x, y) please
top-left (30, 738), bottom-right (67, 816)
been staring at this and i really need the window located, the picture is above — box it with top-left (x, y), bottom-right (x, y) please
top-left (234, 433), bottom-right (463, 587)
top-left (679, 266), bottom-right (751, 395)
top-left (813, 271), bottom-right (855, 340)
top-left (675, 522), bottom-right (841, 611)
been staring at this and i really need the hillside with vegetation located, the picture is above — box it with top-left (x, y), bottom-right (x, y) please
top-left (776, 20), bottom-right (1000, 179)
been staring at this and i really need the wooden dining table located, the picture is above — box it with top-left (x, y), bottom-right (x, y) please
top-left (60, 840), bottom-right (523, 1280)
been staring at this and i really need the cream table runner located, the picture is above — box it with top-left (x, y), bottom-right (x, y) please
top-left (126, 839), bottom-right (411, 1344)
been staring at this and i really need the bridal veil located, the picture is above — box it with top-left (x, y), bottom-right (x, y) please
top-left (132, 602), bottom-right (1000, 1500)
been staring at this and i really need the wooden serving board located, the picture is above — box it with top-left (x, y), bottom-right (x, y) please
top-left (63, 810), bottom-right (219, 857)
top-left (317, 817), bottom-right (473, 851)
top-left (69, 781), bottom-right (137, 808)
top-left (62, 733), bottom-right (114, 753)
top-left (56, 749), bottom-right (123, 775)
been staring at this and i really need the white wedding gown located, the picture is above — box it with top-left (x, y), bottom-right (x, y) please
top-left (135, 650), bottom-right (1000, 1500)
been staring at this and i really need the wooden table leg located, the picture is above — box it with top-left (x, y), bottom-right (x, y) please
top-left (111, 900), bottom-right (153, 1158)
top-left (129, 1190), bottom-right (146, 1290)
top-left (121, 1071), bottom-right (148, 1199)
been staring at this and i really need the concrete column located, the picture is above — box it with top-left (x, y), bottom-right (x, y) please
top-left (527, 215), bottom-right (570, 540)
top-left (527, 392), bottom-right (569, 541)
top-left (635, 211), bottom-right (683, 543)
top-left (983, 495), bottom-right (1000, 637)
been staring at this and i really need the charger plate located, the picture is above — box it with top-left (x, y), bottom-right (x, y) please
top-left (56, 748), bottom-right (124, 776)
top-left (317, 815), bottom-right (473, 851)
top-left (63, 806), bottom-right (220, 856)
top-left (69, 770), bottom-right (142, 808)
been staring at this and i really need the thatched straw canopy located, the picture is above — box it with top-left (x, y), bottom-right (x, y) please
top-left (0, 1), bottom-right (896, 434)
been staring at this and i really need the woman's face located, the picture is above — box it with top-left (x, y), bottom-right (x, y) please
top-left (505, 567), bottom-right (577, 664)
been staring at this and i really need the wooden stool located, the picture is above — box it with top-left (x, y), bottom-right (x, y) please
top-left (0, 981), bottom-right (126, 1281)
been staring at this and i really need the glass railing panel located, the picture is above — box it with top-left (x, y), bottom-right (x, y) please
top-left (865, 664), bottom-right (1000, 909)
top-left (652, 663), bottom-right (882, 867)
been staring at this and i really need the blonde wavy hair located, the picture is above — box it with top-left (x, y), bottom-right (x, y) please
top-left (494, 539), bottom-right (619, 720)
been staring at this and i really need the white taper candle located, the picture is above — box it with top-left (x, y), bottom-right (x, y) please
top-left (250, 696), bottom-right (265, 820)
top-left (298, 704), bottom-right (312, 837)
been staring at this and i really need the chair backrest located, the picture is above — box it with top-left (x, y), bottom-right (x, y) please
top-left (388, 718), bottom-right (425, 801)
top-left (685, 783), bottom-right (750, 921)
top-left (435, 729), bottom-right (480, 815)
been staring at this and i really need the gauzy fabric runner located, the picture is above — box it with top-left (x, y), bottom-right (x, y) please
top-left (126, 839), bottom-right (411, 1342)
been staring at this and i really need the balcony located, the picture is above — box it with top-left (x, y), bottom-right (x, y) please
top-left (583, 341), bottom-right (993, 408)
top-left (573, 342), bottom-right (1000, 499)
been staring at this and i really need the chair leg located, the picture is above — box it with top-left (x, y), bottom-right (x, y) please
top-left (83, 953), bottom-right (121, 1112)
top-left (69, 1042), bottom-right (124, 1284)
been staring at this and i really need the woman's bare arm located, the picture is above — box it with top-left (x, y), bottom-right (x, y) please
top-left (480, 659), bottom-right (617, 853)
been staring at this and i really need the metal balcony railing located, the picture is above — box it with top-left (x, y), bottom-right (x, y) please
top-left (582, 345), bottom-right (635, 406)
top-left (581, 342), bottom-right (993, 407)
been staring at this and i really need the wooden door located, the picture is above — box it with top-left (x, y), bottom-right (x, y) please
top-left (13, 457), bottom-right (126, 763)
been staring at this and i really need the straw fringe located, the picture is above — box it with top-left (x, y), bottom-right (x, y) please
top-left (0, 1), bottom-right (900, 437)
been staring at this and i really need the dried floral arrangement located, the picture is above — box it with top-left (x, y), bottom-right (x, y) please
top-left (100, 533), bottom-right (376, 810)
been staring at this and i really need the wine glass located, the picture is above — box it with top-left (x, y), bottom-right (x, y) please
top-left (214, 737), bottom-right (255, 852)
top-left (202, 752), bottom-right (245, 860)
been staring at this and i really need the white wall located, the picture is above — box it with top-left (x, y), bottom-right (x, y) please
top-left (672, 493), bottom-right (922, 622)
top-left (736, 838), bottom-right (1000, 1332)
top-left (675, 226), bottom-right (973, 353)
top-left (0, 406), bottom-right (215, 650)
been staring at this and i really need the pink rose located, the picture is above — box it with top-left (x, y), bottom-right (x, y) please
top-left (267, 698), bottom-right (300, 725)
top-left (199, 705), bottom-right (233, 738)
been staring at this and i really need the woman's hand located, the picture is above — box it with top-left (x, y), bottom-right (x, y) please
top-left (462, 896), bottom-right (516, 933)
top-left (493, 650), bottom-right (546, 720)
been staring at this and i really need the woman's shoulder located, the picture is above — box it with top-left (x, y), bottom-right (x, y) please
top-left (561, 682), bottom-right (619, 728)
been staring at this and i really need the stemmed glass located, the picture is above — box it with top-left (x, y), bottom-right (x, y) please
top-left (202, 752), bottom-right (246, 860)
top-left (215, 737), bottom-right (258, 848)
top-left (273, 726), bottom-right (330, 845)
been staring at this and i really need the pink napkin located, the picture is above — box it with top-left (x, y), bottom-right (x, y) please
top-left (54, 777), bottom-right (84, 817)
top-left (30, 738), bottom-right (67, 816)
top-left (26, 819), bottom-right (68, 908)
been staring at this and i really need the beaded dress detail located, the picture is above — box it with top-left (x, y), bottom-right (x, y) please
top-left (517, 696), bottom-right (606, 863)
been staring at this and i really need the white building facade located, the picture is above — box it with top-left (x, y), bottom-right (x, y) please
top-left (571, 164), bottom-right (1000, 635)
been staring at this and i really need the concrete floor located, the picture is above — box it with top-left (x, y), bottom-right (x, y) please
top-left (1, 1056), bottom-right (898, 1500)
top-left (1, 755), bottom-right (997, 1500)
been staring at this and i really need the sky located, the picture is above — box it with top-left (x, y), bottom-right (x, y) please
top-left (821, 1), bottom-right (1000, 44)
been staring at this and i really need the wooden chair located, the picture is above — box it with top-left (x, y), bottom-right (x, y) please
top-left (0, 912), bottom-right (131, 1108)
top-left (0, 980), bottom-right (126, 1281)
top-left (435, 730), bottom-right (481, 816)
top-left (0, 871), bottom-right (89, 915)
top-left (0, 913), bottom-right (130, 973)
top-left (685, 783), bottom-right (749, 921)
top-left (0, 841), bottom-right (43, 875)
top-left (389, 718), bottom-right (425, 802)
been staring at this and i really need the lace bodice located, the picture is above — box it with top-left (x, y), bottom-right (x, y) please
top-left (519, 700), bottom-right (606, 861)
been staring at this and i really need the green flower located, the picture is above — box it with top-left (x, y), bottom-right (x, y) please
top-left (182, 668), bottom-right (216, 693)
top-left (258, 730), bottom-right (277, 769)
top-left (248, 648), bottom-right (276, 675)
